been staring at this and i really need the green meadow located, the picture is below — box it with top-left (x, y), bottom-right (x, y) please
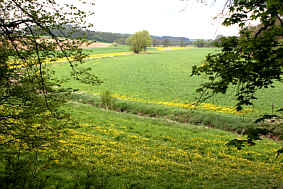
top-left (84, 45), bottom-right (131, 54)
top-left (41, 102), bottom-right (282, 189)
top-left (27, 47), bottom-right (281, 188)
top-left (54, 48), bottom-right (283, 116)
top-left (2, 1), bottom-right (282, 188)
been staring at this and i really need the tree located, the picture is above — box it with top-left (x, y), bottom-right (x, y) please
top-left (0, 0), bottom-right (99, 186)
top-left (162, 38), bottom-right (170, 47)
top-left (115, 37), bottom-right (127, 45)
top-left (193, 39), bottom-right (206, 47)
top-left (212, 35), bottom-right (225, 47)
top-left (192, 0), bottom-right (283, 111)
top-left (180, 40), bottom-right (185, 47)
top-left (127, 30), bottom-right (152, 53)
top-left (152, 39), bottom-right (160, 47)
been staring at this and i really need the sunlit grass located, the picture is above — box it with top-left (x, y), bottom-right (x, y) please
top-left (48, 102), bottom-right (283, 188)
top-left (53, 48), bottom-right (283, 115)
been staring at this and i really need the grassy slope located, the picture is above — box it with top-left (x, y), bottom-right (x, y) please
top-left (54, 48), bottom-right (283, 115)
top-left (49, 102), bottom-right (282, 189)
top-left (40, 47), bottom-right (283, 188)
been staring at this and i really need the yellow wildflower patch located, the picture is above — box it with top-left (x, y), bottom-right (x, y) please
top-left (8, 46), bottom-right (195, 68)
top-left (110, 93), bottom-right (251, 114)
top-left (46, 119), bottom-right (283, 187)
top-left (7, 51), bottom-right (133, 68)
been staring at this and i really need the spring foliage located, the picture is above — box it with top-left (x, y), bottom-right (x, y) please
top-left (127, 30), bottom-right (152, 53)
top-left (0, 0), bottom-right (100, 186)
top-left (192, 0), bottom-right (283, 111)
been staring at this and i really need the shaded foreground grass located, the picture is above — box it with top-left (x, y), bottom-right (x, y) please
top-left (39, 102), bottom-right (283, 188)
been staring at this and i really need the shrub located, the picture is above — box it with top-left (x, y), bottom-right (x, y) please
top-left (0, 154), bottom-right (49, 189)
top-left (100, 90), bottom-right (116, 110)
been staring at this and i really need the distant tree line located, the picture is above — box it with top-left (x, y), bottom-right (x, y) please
top-left (59, 27), bottom-right (194, 46)
top-left (83, 30), bottom-right (220, 47)
top-left (193, 39), bottom-right (218, 48)
top-left (48, 25), bottom-right (220, 47)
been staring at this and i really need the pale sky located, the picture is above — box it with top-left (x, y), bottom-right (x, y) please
top-left (93, 0), bottom-right (240, 39)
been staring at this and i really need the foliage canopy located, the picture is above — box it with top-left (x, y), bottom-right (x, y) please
top-left (192, 0), bottom-right (283, 111)
top-left (0, 0), bottom-right (99, 185)
top-left (127, 30), bottom-right (152, 53)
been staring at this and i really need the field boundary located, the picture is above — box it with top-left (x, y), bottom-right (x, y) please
top-left (71, 92), bottom-right (283, 140)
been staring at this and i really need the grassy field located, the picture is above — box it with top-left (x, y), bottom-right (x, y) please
top-left (44, 47), bottom-right (283, 188)
top-left (3, 47), bottom-right (282, 188)
top-left (42, 102), bottom-right (282, 189)
top-left (83, 45), bottom-right (131, 54)
top-left (53, 48), bottom-right (283, 116)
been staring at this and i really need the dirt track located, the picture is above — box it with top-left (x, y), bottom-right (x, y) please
top-left (79, 42), bottom-right (112, 49)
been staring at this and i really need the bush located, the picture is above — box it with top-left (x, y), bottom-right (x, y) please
top-left (100, 91), bottom-right (116, 110)
top-left (0, 154), bottom-right (48, 189)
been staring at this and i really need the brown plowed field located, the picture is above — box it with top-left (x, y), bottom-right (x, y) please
top-left (5, 38), bottom-right (112, 50)
top-left (38, 38), bottom-right (112, 49)
top-left (80, 42), bottom-right (112, 49)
